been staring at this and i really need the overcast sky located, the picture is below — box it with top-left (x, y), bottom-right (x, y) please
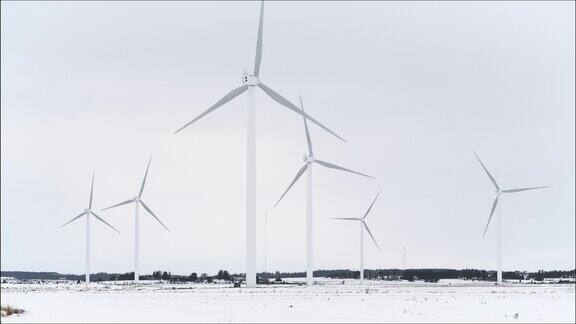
top-left (1, 1), bottom-right (574, 276)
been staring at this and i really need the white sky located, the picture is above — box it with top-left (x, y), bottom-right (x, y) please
top-left (1, 1), bottom-right (574, 275)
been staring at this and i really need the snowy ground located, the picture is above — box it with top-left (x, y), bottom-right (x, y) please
top-left (1, 279), bottom-right (574, 323)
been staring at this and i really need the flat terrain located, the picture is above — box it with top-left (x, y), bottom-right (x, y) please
top-left (1, 279), bottom-right (574, 323)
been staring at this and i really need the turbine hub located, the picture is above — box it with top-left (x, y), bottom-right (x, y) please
top-left (242, 72), bottom-right (259, 86)
top-left (303, 154), bottom-right (314, 163)
top-left (134, 196), bottom-right (139, 202)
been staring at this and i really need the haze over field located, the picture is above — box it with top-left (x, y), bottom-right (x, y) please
top-left (1, 0), bottom-right (574, 277)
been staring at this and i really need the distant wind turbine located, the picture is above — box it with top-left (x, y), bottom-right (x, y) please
top-left (331, 191), bottom-right (381, 282)
top-left (174, 1), bottom-right (345, 287)
top-left (274, 96), bottom-right (373, 285)
top-left (60, 172), bottom-right (121, 286)
top-left (474, 152), bottom-right (549, 285)
top-left (102, 155), bottom-right (170, 282)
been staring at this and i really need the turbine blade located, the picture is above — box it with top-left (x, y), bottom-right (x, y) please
top-left (274, 164), bottom-right (308, 207)
top-left (502, 186), bottom-right (549, 193)
top-left (139, 155), bottom-right (153, 198)
top-left (89, 171), bottom-right (95, 209)
top-left (330, 217), bottom-right (360, 221)
top-left (139, 200), bottom-right (171, 233)
top-left (253, 0), bottom-right (264, 77)
top-left (314, 159), bottom-right (374, 179)
top-left (299, 95), bottom-right (313, 157)
top-left (101, 199), bottom-right (134, 211)
top-left (482, 196), bottom-right (499, 238)
top-left (362, 191), bottom-right (381, 219)
top-left (90, 211), bottom-right (121, 234)
top-left (474, 152), bottom-right (500, 190)
top-left (363, 221), bottom-right (380, 251)
top-left (257, 82), bottom-right (346, 142)
top-left (60, 211), bottom-right (88, 228)
top-left (175, 84), bottom-right (249, 134)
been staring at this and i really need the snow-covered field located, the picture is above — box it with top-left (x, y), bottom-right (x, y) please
top-left (1, 279), bottom-right (574, 323)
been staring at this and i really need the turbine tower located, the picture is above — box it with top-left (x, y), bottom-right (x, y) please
top-left (60, 172), bottom-right (121, 286)
top-left (174, 1), bottom-right (344, 287)
top-left (331, 191), bottom-right (381, 282)
top-left (474, 152), bottom-right (549, 285)
top-left (274, 96), bottom-right (373, 285)
top-left (102, 155), bottom-right (170, 282)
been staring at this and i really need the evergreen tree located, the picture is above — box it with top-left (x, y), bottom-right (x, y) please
top-left (217, 270), bottom-right (231, 281)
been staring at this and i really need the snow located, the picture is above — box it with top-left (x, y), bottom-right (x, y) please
top-left (1, 279), bottom-right (574, 323)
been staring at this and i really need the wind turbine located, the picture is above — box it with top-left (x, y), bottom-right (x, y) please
top-left (274, 96), bottom-right (373, 285)
top-left (474, 152), bottom-right (549, 285)
top-left (174, 1), bottom-right (345, 287)
top-left (102, 155), bottom-right (170, 282)
top-left (331, 191), bottom-right (381, 282)
top-left (60, 172), bottom-right (121, 286)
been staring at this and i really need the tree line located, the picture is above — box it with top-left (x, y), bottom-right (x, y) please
top-left (2, 268), bottom-right (574, 283)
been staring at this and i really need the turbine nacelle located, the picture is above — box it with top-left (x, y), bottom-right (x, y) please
top-left (303, 154), bottom-right (314, 163)
top-left (242, 72), bottom-right (259, 86)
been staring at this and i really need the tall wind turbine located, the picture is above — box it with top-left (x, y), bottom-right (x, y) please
top-left (474, 152), bottom-right (549, 285)
top-left (274, 96), bottom-right (373, 285)
top-left (331, 191), bottom-right (381, 282)
top-left (102, 156), bottom-right (170, 282)
top-left (174, 1), bottom-right (345, 287)
top-left (60, 172), bottom-right (121, 286)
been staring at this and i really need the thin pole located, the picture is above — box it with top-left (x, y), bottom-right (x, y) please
top-left (306, 163), bottom-right (313, 285)
top-left (403, 247), bottom-right (406, 271)
top-left (246, 85), bottom-right (257, 288)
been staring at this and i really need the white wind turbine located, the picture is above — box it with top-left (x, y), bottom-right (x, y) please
top-left (274, 96), bottom-right (373, 285)
top-left (331, 191), bottom-right (381, 282)
top-left (174, 1), bottom-right (344, 287)
top-left (102, 156), bottom-right (170, 282)
top-left (60, 172), bottom-right (121, 286)
top-left (474, 152), bottom-right (549, 285)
